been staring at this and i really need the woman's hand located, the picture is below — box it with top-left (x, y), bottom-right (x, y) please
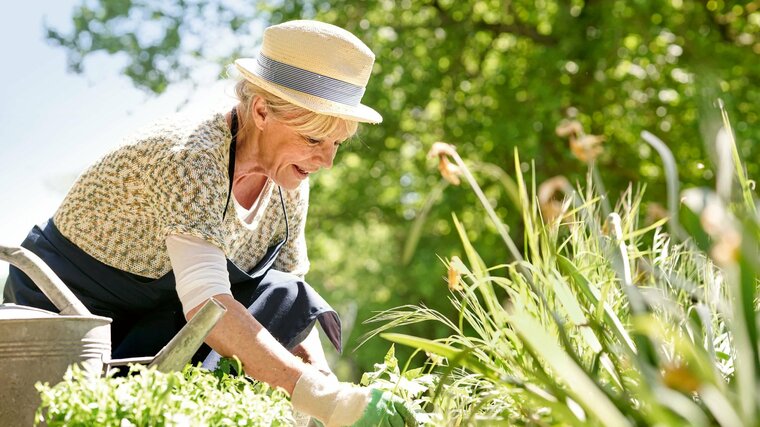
top-left (317, 367), bottom-right (338, 383)
top-left (290, 369), bottom-right (417, 427)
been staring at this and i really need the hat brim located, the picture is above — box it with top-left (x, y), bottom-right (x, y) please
top-left (235, 58), bottom-right (382, 124)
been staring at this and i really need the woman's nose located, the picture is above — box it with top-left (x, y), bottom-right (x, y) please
top-left (318, 142), bottom-right (338, 169)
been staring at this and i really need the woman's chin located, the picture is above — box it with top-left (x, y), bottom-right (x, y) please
top-left (274, 176), bottom-right (302, 190)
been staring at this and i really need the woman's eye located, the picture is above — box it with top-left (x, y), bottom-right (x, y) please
top-left (306, 137), bottom-right (321, 145)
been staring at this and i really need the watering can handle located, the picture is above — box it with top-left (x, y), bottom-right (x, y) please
top-left (149, 298), bottom-right (226, 372)
top-left (0, 245), bottom-right (91, 316)
top-left (106, 298), bottom-right (227, 373)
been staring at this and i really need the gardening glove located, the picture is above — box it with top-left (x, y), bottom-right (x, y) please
top-left (290, 369), bottom-right (417, 427)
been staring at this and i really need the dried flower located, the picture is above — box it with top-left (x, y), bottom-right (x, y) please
top-left (447, 256), bottom-right (464, 291)
top-left (555, 119), bottom-right (605, 163)
top-left (538, 176), bottom-right (571, 223)
top-left (645, 202), bottom-right (669, 225)
top-left (428, 142), bottom-right (462, 185)
top-left (555, 120), bottom-right (583, 138)
top-left (438, 156), bottom-right (462, 185)
top-left (570, 134), bottom-right (605, 162)
top-left (427, 141), bottom-right (457, 158)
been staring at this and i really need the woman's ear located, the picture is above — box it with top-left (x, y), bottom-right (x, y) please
top-left (251, 96), bottom-right (268, 131)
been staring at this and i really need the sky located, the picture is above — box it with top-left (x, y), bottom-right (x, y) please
top-left (0, 1), bottom-right (234, 246)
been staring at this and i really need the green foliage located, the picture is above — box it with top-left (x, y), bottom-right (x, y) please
top-left (369, 112), bottom-right (760, 425)
top-left (35, 363), bottom-right (294, 426)
top-left (48, 0), bottom-right (760, 376)
top-left (360, 345), bottom-right (437, 425)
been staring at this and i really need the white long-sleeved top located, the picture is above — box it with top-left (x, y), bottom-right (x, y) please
top-left (167, 192), bottom-right (271, 315)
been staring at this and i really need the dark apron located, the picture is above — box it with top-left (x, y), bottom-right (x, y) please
top-left (2, 108), bottom-right (341, 367)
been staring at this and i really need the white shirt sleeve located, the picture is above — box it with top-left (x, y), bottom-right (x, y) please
top-left (165, 234), bottom-right (232, 316)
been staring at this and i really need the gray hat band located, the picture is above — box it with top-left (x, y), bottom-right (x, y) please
top-left (253, 54), bottom-right (366, 106)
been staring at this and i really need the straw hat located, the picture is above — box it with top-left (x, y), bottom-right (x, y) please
top-left (235, 20), bottom-right (382, 124)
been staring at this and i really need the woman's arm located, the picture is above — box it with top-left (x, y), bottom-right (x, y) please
top-left (167, 234), bottom-right (415, 425)
top-left (186, 293), bottom-right (307, 394)
top-left (167, 234), bottom-right (308, 392)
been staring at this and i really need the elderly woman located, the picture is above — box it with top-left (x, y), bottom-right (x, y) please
top-left (4, 20), bottom-right (414, 426)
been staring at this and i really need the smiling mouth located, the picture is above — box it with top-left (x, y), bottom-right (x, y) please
top-left (295, 165), bottom-right (310, 176)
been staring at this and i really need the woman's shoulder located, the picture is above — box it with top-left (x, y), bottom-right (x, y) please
top-left (128, 110), bottom-right (230, 151)
top-left (74, 111), bottom-right (229, 188)
top-left (95, 110), bottom-right (230, 168)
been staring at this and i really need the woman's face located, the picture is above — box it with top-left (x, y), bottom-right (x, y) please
top-left (256, 110), bottom-right (348, 190)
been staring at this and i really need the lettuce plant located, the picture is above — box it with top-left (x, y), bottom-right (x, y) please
top-left (36, 362), bottom-right (294, 426)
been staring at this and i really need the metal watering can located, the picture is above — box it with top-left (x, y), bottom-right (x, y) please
top-left (0, 245), bottom-right (227, 426)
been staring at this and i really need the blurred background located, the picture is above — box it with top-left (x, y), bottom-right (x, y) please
top-left (1, 0), bottom-right (758, 379)
top-left (0, 1), bottom-right (235, 245)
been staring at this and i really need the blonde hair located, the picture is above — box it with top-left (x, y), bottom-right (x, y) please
top-left (234, 78), bottom-right (359, 141)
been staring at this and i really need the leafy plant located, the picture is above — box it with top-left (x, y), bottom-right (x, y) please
top-left (360, 345), bottom-right (437, 425)
top-left (35, 362), bottom-right (294, 426)
top-left (369, 107), bottom-right (759, 425)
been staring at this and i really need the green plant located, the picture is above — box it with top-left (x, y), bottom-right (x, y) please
top-left (368, 107), bottom-right (759, 425)
top-left (35, 362), bottom-right (294, 426)
top-left (360, 345), bottom-right (437, 425)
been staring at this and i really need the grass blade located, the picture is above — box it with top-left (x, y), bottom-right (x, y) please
top-left (557, 255), bottom-right (636, 354)
top-left (380, 333), bottom-right (502, 382)
top-left (508, 310), bottom-right (631, 427)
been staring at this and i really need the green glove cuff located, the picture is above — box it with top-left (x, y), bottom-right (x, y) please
top-left (351, 389), bottom-right (418, 427)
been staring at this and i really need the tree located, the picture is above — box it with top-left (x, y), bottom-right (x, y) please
top-left (49, 0), bottom-right (760, 376)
